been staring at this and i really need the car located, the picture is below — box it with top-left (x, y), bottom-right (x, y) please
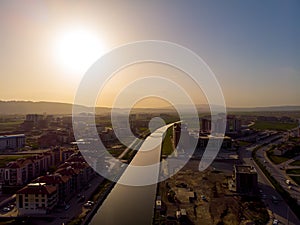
top-left (273, 219), bottom-right (279, 225)
top-left (83, 202), bottom-right (92, 208)
top-left (87, 201), bottom-right (94, 205)
top-left (78, 195), bottom-right (85, 202)
top-left (2, 207), bottom-right (11, 212)
top-left (261, 194), bottom-right (267, 199)
top-left (271, 196), bottom-right (279, 204)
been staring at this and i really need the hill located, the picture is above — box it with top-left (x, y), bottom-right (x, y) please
top-left (0, 101), bottom-right (300, 115)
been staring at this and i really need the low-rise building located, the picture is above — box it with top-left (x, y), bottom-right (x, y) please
top-left (0, 134), bottom-right (25, 151)
top-left (197, 135), bottom-right (232, 150)
top-left (16, 182), bottom-right (58, 215)
top-left (33, 174), bottom-right (72, 206)
top-left (0, 152), bottom-right (56, 193)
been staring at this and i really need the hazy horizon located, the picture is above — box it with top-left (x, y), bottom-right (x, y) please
top-left (0, 1), bottom-right (299, 108)
top-left (1, 99), bottom-right (300, 110)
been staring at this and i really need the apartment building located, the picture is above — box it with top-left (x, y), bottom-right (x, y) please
top-left (0, 153), bottom-right (55, 193)
top-left (33, 173), bottom-right (72, 206)
top-left (16, 182), bottom-right (58, 215)
top-left (0, 134), bottom-right (25, 151)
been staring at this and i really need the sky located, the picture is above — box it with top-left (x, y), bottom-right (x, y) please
top-left (0, 0), bottom-right (299, 108)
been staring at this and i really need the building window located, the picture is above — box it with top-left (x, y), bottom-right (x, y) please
top-left (18, 195), bottom-right (23, 208)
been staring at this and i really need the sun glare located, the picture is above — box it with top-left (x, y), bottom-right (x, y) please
top-left (54, 28), bottom-right (106, 74)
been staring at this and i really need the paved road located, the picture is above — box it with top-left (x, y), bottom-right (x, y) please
top-left (239, 135), bottom-right (300, 225)
top-left (256, 140), bottom-right (300, 202)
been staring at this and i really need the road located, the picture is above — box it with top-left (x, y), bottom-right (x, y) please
top-left (256, 140), bottom-right (300, 202)
top-left (0, 175), bottom-right (105, 225)
top-left (239, 134), bottom-right (300, 225)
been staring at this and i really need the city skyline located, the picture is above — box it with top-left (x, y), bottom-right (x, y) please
top-left (0, 1), bottom-right (299, 108)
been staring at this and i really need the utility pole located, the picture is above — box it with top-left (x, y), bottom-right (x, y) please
top-left (287, 206), bottom-right (289, 225)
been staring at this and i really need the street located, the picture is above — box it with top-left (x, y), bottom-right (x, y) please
top-left (239, 134), bottom-right (300, 225)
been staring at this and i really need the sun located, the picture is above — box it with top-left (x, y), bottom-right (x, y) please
top-left (54, 28), bottom-right (106, 74)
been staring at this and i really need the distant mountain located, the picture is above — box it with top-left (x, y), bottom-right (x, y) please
top-left (0, 101), bottom-right (109, 115)
top-left (0, 101), bottom-right (299, 115)
top-left (227, 105), bottom-right (300, 112)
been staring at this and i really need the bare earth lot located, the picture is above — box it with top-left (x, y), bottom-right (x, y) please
top-left (155, 160), bottom-right (269, 225)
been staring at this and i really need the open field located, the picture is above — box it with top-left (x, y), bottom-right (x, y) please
top-left (266, 149), bottom-right (289, 164)
top-left (267, 146), bottom-right (300, 165)
top-left (290, 176), bottom-right (300, 186)
top-left (0, 155), bottom-right (34, 167)
top-left (161, 127), bottom-right (174, 156)
top-left (0, 121), bottom-right (22, 132)
top-left (251, 121), bottom-right (297, 131)
top-left (237, 140), bottom-right (251, 147)
top-left (286, 169), bottom-right (300, 175)
top-left (289, 160), bottom-right (300, 167)
top-left (155, 160), bottom-right (269, 225)
top-left (268, 154), bottom-right (289, 164)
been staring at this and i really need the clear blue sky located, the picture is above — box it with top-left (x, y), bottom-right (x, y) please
top-left (0, 0), bottom-right (299, 107)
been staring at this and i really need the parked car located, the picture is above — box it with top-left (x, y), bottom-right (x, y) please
top-left (83, 202), bottom-right (92, 208)
top-left (261, 194), bottom-right (267, 199)
top-left (271, 196), bottom-right (279, 204)
top-left (78, 195), bottom-right (85, 202)
top-left (65, 204), bottom-right (70, 210)
top-left (2, 207), bottom-right (11, 212)
top-left (87, 201), bottom-right (94, 205)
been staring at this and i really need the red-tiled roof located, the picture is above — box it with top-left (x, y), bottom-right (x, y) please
top-left (17, 183), bottom-right (57, 195)
top-left (33, 174), bottom-right (71, 184)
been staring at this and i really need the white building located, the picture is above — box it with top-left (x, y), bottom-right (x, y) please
top-left (0, 134), bottom-right (25, 151)
top-left (17, 182), bottom-right (58, 215)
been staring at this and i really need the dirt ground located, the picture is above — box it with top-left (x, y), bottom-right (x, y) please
top-left (154, 159), bottom-right (269, 225)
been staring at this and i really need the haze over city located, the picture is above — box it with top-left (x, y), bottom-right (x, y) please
top-left (1, 1), bottom-right (300, 225)
top-left (0, 1), bottom-right (299, 108)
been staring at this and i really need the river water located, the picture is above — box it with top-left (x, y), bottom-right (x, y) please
top-left (89, 125), bottom-right (172, 225)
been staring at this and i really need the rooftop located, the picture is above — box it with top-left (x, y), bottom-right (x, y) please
top-left (0, 134), bottom-right (25, 139)
top-left (234, 165), bottom-right (257, 174)
top-left (17, 182), bottom-right (57, 195)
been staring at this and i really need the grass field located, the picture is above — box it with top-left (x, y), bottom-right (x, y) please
top-left (251, 121), bottom-right (297, 131)
top-left (286, 169), bottom-right (300, 175)
top-left (266, 150), bottom-right (289, 164)
top-left (237, 140), bottom-right (251, 147)
top-left (0, 155), bottom-right (32, 167)
top-left (289, 160), bottom-right (300, 167)
top-left (0, 121), bottom-right (22, 132)
top-left (161, 127), bottom-right (174, 156)
top-left (290, 176), bottom-right (300, 186)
